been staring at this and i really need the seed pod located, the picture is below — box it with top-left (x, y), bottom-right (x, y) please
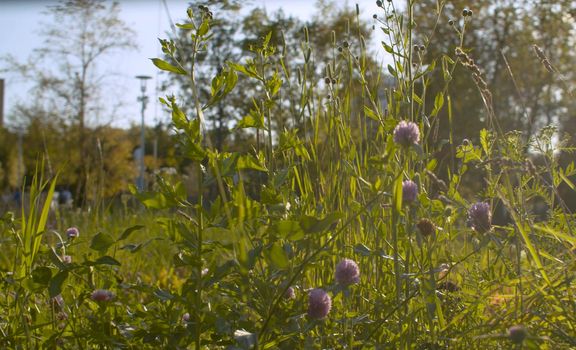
top-left (417, 218), bottom-right (435, 237)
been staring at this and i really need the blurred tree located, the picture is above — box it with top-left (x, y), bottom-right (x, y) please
top-left (412, 0), bottom-right (575, 146)
top-left (0, 127), bottom-right (18, 190)
top-left (163, 1), bottom-right (380, 149)
top-left (162, 1), bottom-right (247, 151)
top-left (400, 0), bottom-right (576, 204)
top-left (1, 0), bottom-right (137, 204)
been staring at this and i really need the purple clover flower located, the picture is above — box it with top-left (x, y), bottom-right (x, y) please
top-left (51, 294), bottom-right (64, 309)
top-left (402, 180), bottom-right (418, 204)
top-left (335, 258), bottom-right (360, 286)
top-left (90, 289), bottom-right (114, 302)
top-left (307, 288), bottom-right (331, 319)
top-left (66, 227), bottom-right (79, 239)
top-left (393, 121), bottom-right (420, 147)
top-left (508, 325), bottom-right (527, 344)
top-left (468, 202), bottom-right (492, 233)
top-left (284, 286), bottom-right (296, 300)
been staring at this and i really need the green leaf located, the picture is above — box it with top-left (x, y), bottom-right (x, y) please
top-left (275, 220), bottom-right (304, 240)
top-left (204, 226), bottom-right (239, 244)
top-left (171, 104), bottom-right (188, 130)
top-left (299, 213), bottom-right (342, 234)
top-left (86, 256), bottom-right (121, 266)
top-left (382, 41), bottom-right (393, 53)
top-left (393, 175), bottom-right (403, 213)
top-left (120, 243), bottom-right (142, 253)
top-left (480, 128), bottom-right (490, 155)
top-left (120, 238), bottom-right (162, 253)
top-left (559, 171), bottom-right (576, 190)
top-left (90, 232), bottom-right (115, 252)
top-left (151, 58), bottom-right (187, 75)
top-left (183, 140), bottom-right (207, 162)
top-left (135, 191), bottom-right (170, 209)
top-left (197, 20), bottom-right (210, 36)
top-left (387, 64), bottom-right (397, 78)
top-left (354, 243), bottom-right (372, 256)
top-left (49, 271), bottom-right (68, 298)
top-left (154, 288), bottom-right (176, 301)
top-left (229, 62), bottom-right (260, 79)
top-left (32, 266), bottom-right (52, 285)
top-left (118, 225), bottom-right (145, 241)
top-left (176, 22), bottom-right (195, 30)
top-left (235, 114), bottom-right (265, 130)
top-left (266, 243), bottom-right (289, 269)
top-left (363, 106), bottom-right (380, 121)
top-left (237, 154), bottom-right (268, 172)
top-left (431, 92), bottom-right (444, 116)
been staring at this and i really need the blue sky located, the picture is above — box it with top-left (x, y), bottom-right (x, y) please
top-left (0, 0), bottom-right (381, 129)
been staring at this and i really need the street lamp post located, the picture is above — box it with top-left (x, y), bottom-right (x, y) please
top-left (135, 75), bottom-right (152, 192)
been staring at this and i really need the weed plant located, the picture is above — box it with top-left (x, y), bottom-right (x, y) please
top-left (1, 2), bottom-right (575, 349)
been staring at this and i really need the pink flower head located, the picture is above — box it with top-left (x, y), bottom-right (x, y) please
top-left (467, 202), bottom-right (492, 233)
top-left (307, 288), bottom-right (331, 319)
top-left (393, 121), bottom-right (420, 147)
top-left (66, 227), bottom-right (79, 239)
top-left (182, 312), bottom-right (190, 323)
top-left (62, 255), bottom-right (72, 264)
top-left (335, 258), bottom-right (360, 286)
top-left (90, 289), bottom-right (114, 302)
top-left (402, 180), bottom-right (418, 204)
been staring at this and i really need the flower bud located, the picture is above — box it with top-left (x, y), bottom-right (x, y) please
top-left (508, 325), bottom-right (527, 344)
top-left (284, 286), bottom-right (296, 300)
top-left (402, 180), bottom-right (418, 204)
top-left (66, 227), bottom-right (79, 239)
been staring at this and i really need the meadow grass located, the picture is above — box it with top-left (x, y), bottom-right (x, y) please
top-left (1, 2), bottom-right (575, 349)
